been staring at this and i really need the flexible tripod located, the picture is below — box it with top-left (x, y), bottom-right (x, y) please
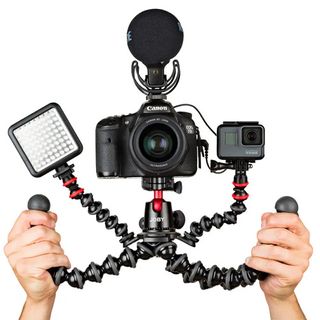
top-left (27, 162), bottom-right (299, 290)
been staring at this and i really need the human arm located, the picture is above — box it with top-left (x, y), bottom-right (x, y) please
top-left (4, 210), bottom-right (70, 320)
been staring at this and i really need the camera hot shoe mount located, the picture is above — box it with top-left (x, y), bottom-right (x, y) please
top-left (27, 162), bottom-right (299, 290)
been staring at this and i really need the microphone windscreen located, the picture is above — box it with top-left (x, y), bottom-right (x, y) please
top-left (127, 9), bottom-right (184, 66)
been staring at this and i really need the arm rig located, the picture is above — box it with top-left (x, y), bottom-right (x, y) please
top-left (28, 162), bottom-right (298, 290)
top-left (177, 160), bottom-right (252, 247)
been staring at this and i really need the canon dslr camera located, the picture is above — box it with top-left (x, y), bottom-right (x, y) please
top-left (96, 99), bottom-right (198, 178)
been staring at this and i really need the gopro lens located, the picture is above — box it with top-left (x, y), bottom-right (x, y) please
top-left (242, 127), bottom-right (262, 145)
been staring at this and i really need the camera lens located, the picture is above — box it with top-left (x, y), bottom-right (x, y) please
top-left (139, 124), bottom-right (177, 162)
top-left (143, 132), bottom-right (172, 158)
top-left (246, 131), bottom-right (257, 142)
top-left (242, 127), bottom-right (262, 145)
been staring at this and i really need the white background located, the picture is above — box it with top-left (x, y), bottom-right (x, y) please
top-left (0, 1), bottom-right (319, 319)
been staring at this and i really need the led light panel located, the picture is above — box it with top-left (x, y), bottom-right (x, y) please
top-left (8, 103), bottom-right (83, 177)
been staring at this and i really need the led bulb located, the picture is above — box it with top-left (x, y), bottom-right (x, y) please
top-left (8, 103), bottom-right (83, 177)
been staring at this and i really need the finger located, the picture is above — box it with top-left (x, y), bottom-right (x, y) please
top-left (251, 244), bottom-right (309, 268)
top-left (5, 226), bottom-right (61, 256)
top-left (15, 254), bottom-right (71, 277)
top-left (8, 241), bottom-right (64, 269)
top-left (257, 227), bottom-right (305, 249)
top-left (245, 256), bottom-right (302, 282)
top-left (261, 213), bottom-right (273, 228)
top-left (263, 213), bottom-right (309, 240)
top-left (48, 212), bottom-right (58, 222)
top-left (29, 254), bottom-right (71, 271)
top-left (8, 210), bottom-right (57, 242)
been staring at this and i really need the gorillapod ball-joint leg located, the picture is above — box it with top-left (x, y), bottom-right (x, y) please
top-left (178, 171), bottom-right (249, 247)
top-left (54, 164), bottom-right (138, 247)
top-left (28, 194), bottom-right (155, 288)
top-left (163, 196), bottom-right (299, 290)
top-left (27, 195), bottom-right (299, 290)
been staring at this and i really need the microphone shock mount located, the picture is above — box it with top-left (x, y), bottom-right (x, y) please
top-left (131, 59), bottom-right (181, 98)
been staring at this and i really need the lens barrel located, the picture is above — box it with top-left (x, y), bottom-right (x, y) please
top-left (130, 117), bottom-right (187, 174)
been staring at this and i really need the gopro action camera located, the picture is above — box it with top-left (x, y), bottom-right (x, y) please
top-left (217, 122), bottom-right (265, 161)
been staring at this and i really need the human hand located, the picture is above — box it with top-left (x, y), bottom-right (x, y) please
top-left (246, 212), bottom-right (312, 301)
top-left (4, 210), bottom-right (70, 304)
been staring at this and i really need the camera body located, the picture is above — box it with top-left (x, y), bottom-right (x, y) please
top-left (217, 121), bottom-right (265, 161)
top-left (96, 100), bottom-right (198, 178)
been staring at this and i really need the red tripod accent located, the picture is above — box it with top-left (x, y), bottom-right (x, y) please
top-left (153, 190), bottom-right (163, 212)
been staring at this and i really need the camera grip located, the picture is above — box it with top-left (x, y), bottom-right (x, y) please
top-left (96, 122), bottom-right (120, 177)
top-left (27, 194), bottom-right (65, 286)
